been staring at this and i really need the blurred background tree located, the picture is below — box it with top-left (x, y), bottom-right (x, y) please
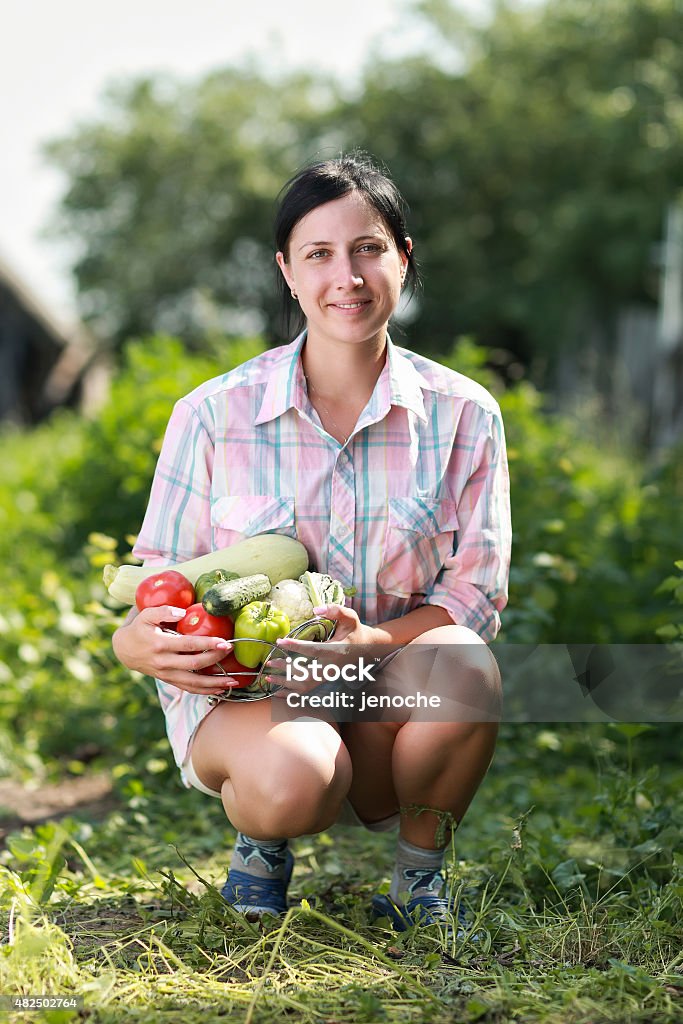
top-left (45, 0), bottom-right (683, 394)
top-left (45, 66), bottom-right (343, 351)
top-left (351, 0), bottom-right (683, 379)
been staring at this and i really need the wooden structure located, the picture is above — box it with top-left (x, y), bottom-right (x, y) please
top-left (0, 258), bottom-right (104, 425)
top-left (554, 202), bottom-right (683, 453)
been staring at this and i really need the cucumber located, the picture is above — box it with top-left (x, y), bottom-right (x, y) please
top-left (202, 573), bottom-right (272, 615)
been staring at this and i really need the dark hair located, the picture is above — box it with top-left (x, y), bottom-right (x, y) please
top-left (274, 152), bottom-right (420, 337)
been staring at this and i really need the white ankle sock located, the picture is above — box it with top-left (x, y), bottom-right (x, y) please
top-left (389, 835), bottom-right (445, 903)
top-left (230, 832), bottom-right (289, 879)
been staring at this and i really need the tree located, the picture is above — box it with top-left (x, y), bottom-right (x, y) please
top-left (344, 0), bottom-right (683, 374)
top-left (46, 1), bottom-right (683, 382)
top-left (45, 66), bottom-right (345, 350)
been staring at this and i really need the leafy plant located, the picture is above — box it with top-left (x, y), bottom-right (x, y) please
top-left (438, 338), bottom-right (683, 644)
top-left (655, 559), bottom-right (683, 644)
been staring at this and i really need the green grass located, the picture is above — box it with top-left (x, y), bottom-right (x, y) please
top-left (1, 725), bottom-right (682, 1023)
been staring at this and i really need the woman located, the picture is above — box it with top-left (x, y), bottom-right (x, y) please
top-left (112, 154), bottom-right (511, 931)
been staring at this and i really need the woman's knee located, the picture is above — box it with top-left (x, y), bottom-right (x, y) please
top-left (406, 624), bottom-right (502, 720)
top-left (233, 745), bottom-right (353, 837)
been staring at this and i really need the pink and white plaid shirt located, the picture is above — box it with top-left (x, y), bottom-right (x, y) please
top-left (133, 332), bottom-right (511, 780)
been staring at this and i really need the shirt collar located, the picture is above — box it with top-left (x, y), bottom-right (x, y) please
top-left (385, 336), bottom-right (428, 423)
top-left (254, 330), bottom-right (428, 426)
top-left (253, 332), bottom-right (309, 426)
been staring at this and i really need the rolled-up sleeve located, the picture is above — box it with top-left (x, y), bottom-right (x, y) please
top-left (423, 404), bottom-right (511, 642)
top-left (132, 399), bottom-right (214, 567)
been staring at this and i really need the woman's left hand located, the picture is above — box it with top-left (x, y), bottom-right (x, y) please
top-left (311, 604), bottom-right (375, 644)
top-left (267, 604), bottom-right (380, 697)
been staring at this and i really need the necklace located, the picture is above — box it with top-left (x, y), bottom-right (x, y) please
top-left (306, 378), bottom-right (350, 445)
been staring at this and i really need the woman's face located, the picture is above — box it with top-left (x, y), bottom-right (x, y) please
top-left (276, 191), bottom-right (411, 350)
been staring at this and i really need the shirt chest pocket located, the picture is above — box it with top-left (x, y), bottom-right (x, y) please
top-left (376, 496), bottom-right (459, 598)
top-left (210, 495), bottom-right (297, 549)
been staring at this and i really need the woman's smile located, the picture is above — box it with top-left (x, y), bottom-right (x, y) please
top-left (327, 299), bottom-right (373, 313)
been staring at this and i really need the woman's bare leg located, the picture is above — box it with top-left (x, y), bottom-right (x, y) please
top-left (342, 625), bottom-right (502, 847)
top-left (190, 698), bottom-right (352, 839)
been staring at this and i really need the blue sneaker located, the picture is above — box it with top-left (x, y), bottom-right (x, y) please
top-left (221, 849), bottom-right (294, 919)
top-left (371, 892), bottom-right (470, 938)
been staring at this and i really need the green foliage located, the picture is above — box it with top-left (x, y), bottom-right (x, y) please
top-left (57, 334), bottom-right (263, 552)
top-left (438, 338), bottom-right (683, 643)
top-left (348, 0), bottom-right (683, 368)
top-left (0, 335), bottom-right (264, 778)
top-left (44, 0), bottom-right (683, 381)
top-left (44, 69), bottom-right (341, 349)
top-left (655, 561), bottom-right (683, 642)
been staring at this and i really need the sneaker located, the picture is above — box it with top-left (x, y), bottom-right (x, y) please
top-left (221, 849), bottom-right (294, 919)
top-left (370, 892), bottom-right (470, 938)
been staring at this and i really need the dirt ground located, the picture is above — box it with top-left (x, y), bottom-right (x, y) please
top-left (0, 773), bottom-right (117, 844)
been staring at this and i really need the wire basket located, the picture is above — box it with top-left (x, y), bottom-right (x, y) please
top-left (207, 615), bottom-right (337, 704)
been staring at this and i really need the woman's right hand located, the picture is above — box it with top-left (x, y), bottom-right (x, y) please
top-left (112, 605), bottom-right (240, 695)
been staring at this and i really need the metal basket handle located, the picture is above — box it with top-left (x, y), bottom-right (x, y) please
top-left (207, 615), bottom-right (337, 703)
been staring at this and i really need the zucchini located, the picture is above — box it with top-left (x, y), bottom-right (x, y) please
top-left (103, 533), bottom-right (309, 605)
top-left (202, 574), bottom-right (271, 615)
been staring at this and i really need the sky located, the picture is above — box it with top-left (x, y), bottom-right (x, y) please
top-left (3, 0), bottom-right (472, 328)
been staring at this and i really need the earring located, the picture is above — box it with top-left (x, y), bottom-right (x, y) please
top-left (291, 289), bottom-right (298, 300)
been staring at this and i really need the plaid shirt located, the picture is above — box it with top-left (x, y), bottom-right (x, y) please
top-left (133, 332), bottom-right (511, 776)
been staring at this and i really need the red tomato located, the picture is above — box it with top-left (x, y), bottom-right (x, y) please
top-left (177, 604), bottom-right (234, 641)
top-left (135, 570), bottom-right (195, 612)
top-left (200, 651), bottom-right (258, 687)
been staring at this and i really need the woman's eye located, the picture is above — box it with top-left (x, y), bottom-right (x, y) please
top-left (359, 244), bottom-right (382, 254)
top-left (309, 250), bottom-right (329, 259)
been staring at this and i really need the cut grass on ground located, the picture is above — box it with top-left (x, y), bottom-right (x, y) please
top-left (1, 725), bottom-right (682, 1023)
